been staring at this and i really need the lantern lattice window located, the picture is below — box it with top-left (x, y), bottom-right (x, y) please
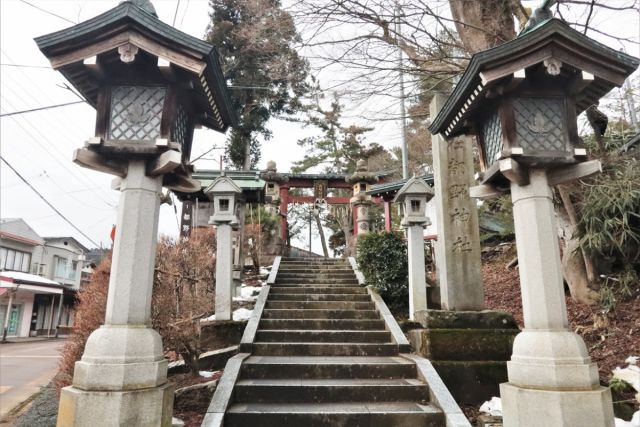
top-left (109, 86), bottom-right (166, 140)
top-left (513, 98), bottom-right (566, 152)
top-left (482, 110), bottom-right (503, 165)
top-left (172, 103), bottom-right (190, 146)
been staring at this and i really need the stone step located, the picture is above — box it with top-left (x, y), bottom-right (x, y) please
top-left (279, 262), bottom-right (348, 267)
top-left (276, 278), bottom-right (360, 285)
top-left (256, 330), bottom-right (391, 343)
top-left (277, 271), bottom-right (356, 277)
top-left (265, 301), bottom-right (375, 310)
top-left (268, 286), bottom-right (366, 295)
top-left (277, 266), bottom-right (354, 272)
top-left (224, 402), bottom-right (444, 427)
top-left (234, 378), bottom-right (429, 404)
top-left (241, 356), bottom-right (418, 380)
top-left (259, 319), bottom-right (386, 331)
top-left (252, 342), bottom-right (398, 357)
top-left (262, 309), bottom-right (380, 320)
top-left (271, 283), bottom-right (362, 288)
top-left (268, 293), bottom-right (372, 302)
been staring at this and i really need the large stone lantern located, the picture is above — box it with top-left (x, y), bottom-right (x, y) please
top-left (205, 175), bottom-right (242, 321)
top-left (429, 12), bottom-right (638, 427)
top-left (35, 1), bottom-right (235, 426)
top-left (394, 177), bottom-right (434, 320)
top-left (260, 160), bottom-right (289, 215)
top-left (347, 159), bottom-right (379, 237)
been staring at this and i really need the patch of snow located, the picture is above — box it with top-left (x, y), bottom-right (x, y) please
top-left (626, 356), bottom-right (639, 366)
top-left (233, 307), bottom-right (253, 321)
top-left (479, 396), bottom-right (502, 416)
top-left (232, 285), bottom-right (262, 302)
top-left (201, 314), bottom-right (216, 322)
top-left (199, 370), bottom-right (220, 378)
top-left (613, 365), bottom-right (640, 392)
top-left (615, 411), bottom-right (640, 427)
top-left (171, 416), bottom-right (185, 427)
top-left (259, 266), bottom-right (270, 275)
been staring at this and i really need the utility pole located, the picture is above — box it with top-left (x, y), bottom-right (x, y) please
top-left (396, 2), bottom-right (409, 180)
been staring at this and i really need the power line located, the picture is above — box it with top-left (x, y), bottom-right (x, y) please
top-left (1, 155), bottom-right (101, 248)
top-left (0, 100), bottom-right (86, 117)
top-left (172, 0), bottom-right (182, 26)
top-left (17, 0), bottom-right (76, 25)
top-left (0, 63), bottom-right (51, 69)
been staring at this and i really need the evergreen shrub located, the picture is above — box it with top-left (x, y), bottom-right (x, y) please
top-left (356, 232), bottom-right (408, 316)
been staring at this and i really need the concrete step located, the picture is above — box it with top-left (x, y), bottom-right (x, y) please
top-left (256, 330), bottom-right (391, 343)
top-left (241, 356), bottom-right (418, 380)
top-left (259, 319), bottom-right (386, 331)
top-left (234, 378), bottom-right (429, 403)
top-left (278, 266), bottom-right (354, 272)
top-left (269, 286), bottom-right (366, 295)
top-left (225, 402), bottom-right (444, 427)
top-left (268, 293), bottom-right (372, 302)
top-left (252, 342), bottom-right (398, 357)
top-left (262, 309), bottom-right (380, 320)
top-left (265, 301), bottom-right (375, 310)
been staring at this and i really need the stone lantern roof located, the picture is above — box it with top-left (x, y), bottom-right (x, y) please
top-left (393, 177), bottom-right (435, 203)
top-left (34, 0), bottom-right (236, 133)
top-left (429, 18), bottom-right (639, 139)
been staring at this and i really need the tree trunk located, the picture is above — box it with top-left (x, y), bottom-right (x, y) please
top-left (556, 197), bottom-right (599, 305)
top-left (180, 350), bottom-right (200, 377)
top-left (314, 211), bottom-right (329, 257)
top-left (449, 0), bottom-right (519, 52)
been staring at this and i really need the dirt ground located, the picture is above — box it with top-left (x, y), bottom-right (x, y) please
top-left (482, 244), bottom-right (640, 418)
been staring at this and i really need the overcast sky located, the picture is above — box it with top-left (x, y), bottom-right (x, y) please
top-left (0, 0), bottom-right (638, 250)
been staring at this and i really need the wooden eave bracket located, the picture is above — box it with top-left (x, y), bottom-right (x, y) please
top-left (499, 158), bottom-right (529, 186)
top-left (73, 147), bottom-right (126, 177)
top-left (547, 160), bottom-right (602, 186)
top-left (147, 149), bottom-right (181, 176)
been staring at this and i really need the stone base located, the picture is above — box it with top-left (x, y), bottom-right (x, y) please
top-left (500, 383), bottom-right (615, 427)
top-left (432, 361), bottom-right (508, 405)
top-left (57, 383), bottom-right (174, 427)
top-left (408, 309), bottom-right (519, 405)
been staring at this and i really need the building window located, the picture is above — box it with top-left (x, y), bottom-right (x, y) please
top-left (54, 256), bottom-right (68, 279)
top-left (0, 247), bottom-right (31, 272)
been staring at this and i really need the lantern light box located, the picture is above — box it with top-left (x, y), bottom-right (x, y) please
top-left (428, 18), bottom-right (639, 191)
top-left (35, 0), bottom-right (236, 192)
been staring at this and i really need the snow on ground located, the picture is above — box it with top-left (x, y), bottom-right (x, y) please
top-left (615, 411), bottom-right (640, 427)
top-left (200, 308), bottom-right (254, 322)
top-left (479, 396), bottom-right (502, 416)
top-left (232, 285), bottom-right (262, 302)
top-left (199, 370), bottom-right (220, 379)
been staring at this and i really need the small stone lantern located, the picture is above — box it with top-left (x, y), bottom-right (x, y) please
top-left (429, 13), bottom-right (638, 427)
top-left (205, 175), bottom-right (241, 321)
top-left (347, 159), bottom-right (379, 236)
top-left (394, 177), bottom-right (434, 319)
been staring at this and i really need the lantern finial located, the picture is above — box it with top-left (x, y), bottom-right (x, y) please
top-left (520, 0), bottom-right (556, 36)
top-left (121, 0), bottom-right (158, 18)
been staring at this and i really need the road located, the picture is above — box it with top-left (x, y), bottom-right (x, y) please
top-left (0, 340), bottom-right (64, 418)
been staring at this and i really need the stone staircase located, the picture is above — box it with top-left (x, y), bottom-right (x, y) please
top-left (203, 257), bottom-right (469, 427)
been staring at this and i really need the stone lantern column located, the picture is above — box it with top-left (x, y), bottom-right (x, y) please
top-left (59, 160), bottom-right (173, 426)
top-left (500, 169), bottom-right (613, 426)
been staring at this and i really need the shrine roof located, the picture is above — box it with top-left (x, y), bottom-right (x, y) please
top-left (429, 18), bottom-right (639, 138)
top-left (367, 174), bottom-right (434, 197)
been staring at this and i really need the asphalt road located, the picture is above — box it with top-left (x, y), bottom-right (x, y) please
top-left (0, 340), bottom-right (64, 418)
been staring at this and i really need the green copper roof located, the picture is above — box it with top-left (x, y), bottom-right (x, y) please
top-left (429, 18), bottom-right (639, 137)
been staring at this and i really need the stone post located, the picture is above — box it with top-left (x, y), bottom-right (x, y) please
top-left (347, 159), bottom-right (378, 252)
top-left (214, 221), bottom-right (234, 320)
top-left (58, 160), bottom-right (173, 427)
top-left (430, 93), bottom-right (484, 311)
top-left (353, 200), bottom-right (372, 236)
top-left (500, 169), bottom-right (613, 427)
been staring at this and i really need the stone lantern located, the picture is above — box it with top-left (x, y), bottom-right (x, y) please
top-left (394, 177), bottom-right (434, 320)
top-left (35, 1), bottom-right (235, 426)
top-left (429, 11), bottom-right (638, 427)
top-left (260, 160), bottom-right (288, 215)
top-left (205, 176), bottom-right (241, 321)
top-left (347, 159), bottom-right (379, 236)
